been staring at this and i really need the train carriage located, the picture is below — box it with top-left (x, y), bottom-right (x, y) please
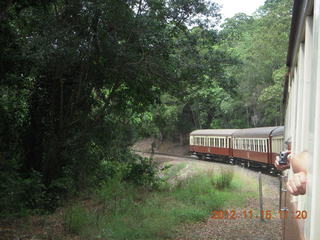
top-left (189, 129), bottom-right (237, 161)
top-left (232, 126), bottom-right (282, 170)
top-left (189, 126), bottom-right (284, 171)
top-left (282, 0), bottom-right (320, 239)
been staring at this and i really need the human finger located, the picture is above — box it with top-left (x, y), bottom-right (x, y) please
top-left (297, 172), bottom-right (307, 194)
top-left (287, 184), bottom-right (295, 195)
top-left (287, 178), bottom-right (298, 195)
top-left (292, 174), bottom-right (305, 194)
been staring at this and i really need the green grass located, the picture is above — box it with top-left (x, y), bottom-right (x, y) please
top-left (162, 163), bottom-right (187, 180)
top-left (63, 169), bottom-right (257, 240)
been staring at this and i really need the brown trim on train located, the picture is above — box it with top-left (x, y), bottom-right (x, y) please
top-left (268, 136), bottom-right (272, 165)
top-left (233, 149), bottom-right (269, 164)
top-left (228, 137), bottom-right (233, 157)
top-left (190, 145), bottom-right (230, 157)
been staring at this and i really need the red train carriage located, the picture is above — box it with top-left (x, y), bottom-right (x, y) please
top-left (189, 129), bottom-right (237, 161)
top-left (231, 127), bottom-right (283, 169)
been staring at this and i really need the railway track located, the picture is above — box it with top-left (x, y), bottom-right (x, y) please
top-left (135, 150), bottom-right (280, 177)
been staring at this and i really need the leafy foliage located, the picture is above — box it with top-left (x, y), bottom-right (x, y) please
top-left (0, 0), bottom-right (292, 216)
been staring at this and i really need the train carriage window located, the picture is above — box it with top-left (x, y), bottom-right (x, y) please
top-left (220, 139), bottom-right (223, 148)
top-left (255, 140), bottom-right (258, 152)
top-left (258, 140), bottom-right (261, 152)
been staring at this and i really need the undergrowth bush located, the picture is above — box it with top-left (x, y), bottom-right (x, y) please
top-left (63, 171), bottom-right (250, 240)
top-left (0, 168), bottom-right (46, 217)
top-left (211, 169), bottom-right (234, 190)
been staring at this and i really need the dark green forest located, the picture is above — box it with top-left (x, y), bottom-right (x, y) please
top-left (0, 0), bottom-right (292, 217)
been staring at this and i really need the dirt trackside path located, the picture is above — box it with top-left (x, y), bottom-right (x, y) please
top-left (143, 153), bottom-right (282, 240)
